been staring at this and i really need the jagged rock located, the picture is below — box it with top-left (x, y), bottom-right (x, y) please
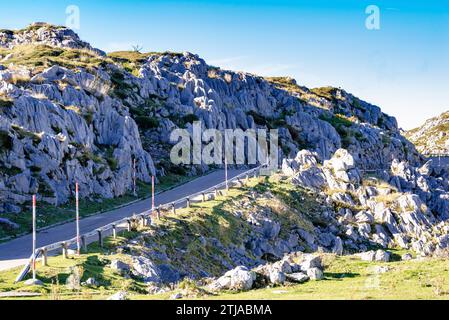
top-left (210, 266), bottom-right (256, 291)
top-left (84, 277), bottom-right (98, 287)
top-left (332, 236), bottom-right (344, 255)
top-left (324, 149), bottom-right (355, 171)
top-left (299, 254), bottom-right (322, 271)
top-left (359, 251), bottom-right (376, 261)
top-left (0, 218), bottom-right (20, 229)
top-left (355, 211), bottom-right (374, 224)
top-left (374, 249), bottom-right (390, 262)
top-left (110, 260), bottom-right (130, 273)
top-left (132, 256), bottom-right (162, 283)
top-left (108, 291), bottom-right (128, 300)
top-left (170, 292), bottom-right (183, 300)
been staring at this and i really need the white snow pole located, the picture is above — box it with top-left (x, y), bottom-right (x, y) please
top-left (32, 194), bottom-right (36, 280)
top-left (76, 182), bottom-right (80, 255)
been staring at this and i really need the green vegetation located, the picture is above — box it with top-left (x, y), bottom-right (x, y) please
top-left (0, 97), bottom-right (14, 108)
top-left (168, 113), bottom-right (200, 128)
top-left (134, 116), bottom-right (159, 129)
top-left (311, 86), bottom-right (338, 102)
top-left (109, 70), bottom-right (135, 100)
top-left (0, 173), bottom-right (204, 240)
top-left (11, 125), bottom-right (42, 146)
top-left (318, 114), bottom-right (365, 148)
top-left (0, 130), bottom-right (13, 152)
top-left (107, 50), bottom-right (182, 76)
top-left (2, 176), bottom-right (449, 300)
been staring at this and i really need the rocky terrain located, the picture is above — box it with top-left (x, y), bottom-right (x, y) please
top-left (0, 23), bottom-right (422, 220)
top-left (405, 111), bottom-right (449, 155)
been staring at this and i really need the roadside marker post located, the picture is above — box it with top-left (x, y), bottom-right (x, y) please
top-left (151, 175), bottom-right (155, 214)
top-left (133, 158), bottom-right (137, 196)
top-left (32, 194), bottom-right (36, 281)
top-left (75, 182), bottom-right (80, 255)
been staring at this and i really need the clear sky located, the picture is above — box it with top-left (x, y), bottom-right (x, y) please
top-left (1, 0), bottom-right (448, 129)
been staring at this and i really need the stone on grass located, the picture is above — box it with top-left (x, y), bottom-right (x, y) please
top-left (110, 260), bottom-right (130, 273)
top-left (108, 291), bottom-right (127, 300)
top-left (306, 267), bottom-right (324, 280)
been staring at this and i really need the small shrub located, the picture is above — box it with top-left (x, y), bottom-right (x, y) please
top-left (0, 130), bottom-right (13, 151)
top-left (134, 115), bottom-right (159, 130)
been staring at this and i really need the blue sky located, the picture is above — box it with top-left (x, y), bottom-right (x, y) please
top-left (1, 0), bottom-right (448, 129)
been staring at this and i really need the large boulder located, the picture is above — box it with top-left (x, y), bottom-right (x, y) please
top-left (210, 266), bottom-right (256, 291)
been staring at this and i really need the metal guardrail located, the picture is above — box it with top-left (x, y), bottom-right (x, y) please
top-left (15, 164), bottom-right (266, 283)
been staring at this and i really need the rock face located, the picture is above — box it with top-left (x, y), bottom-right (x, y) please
top-left (282, 147), bottom-right (449, 257)
top-left (0, 24), bottom-right (423, 215)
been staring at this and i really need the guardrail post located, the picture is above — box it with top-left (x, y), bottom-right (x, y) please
top-left (140, 215), bottom-right (145, 227)
top-left (214, 188), bottom-right (218, 198)
top-left (186, 197), bottom-right (190, 208)
top-left (246, 174), bottom-right (249, 183)
top-left (202, 192), bottom-right (205, 202)
top-left (127, 219), bottom-right (132, 232)
top-left (81, 235), bottom-right (87, 252)
top-left (112, 224), bottom-right (117, 239)
top-left (41, 247), bottom-right (48, 267)
top-left (172, 203), bottom-right (176, 215)
top-left (97, 230), bottom-right (103, 247)
top-left (156, 206), bottom-right (161, 220)
top-left (62, 242), bottom-right (68, 259)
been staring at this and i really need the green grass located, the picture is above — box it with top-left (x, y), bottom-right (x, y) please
top-left (0, 173), bottom-right (204, 240)
top-left (0, 231), bottom-right (144, 300)
top-left (0, 44), bottom-right (110, 73)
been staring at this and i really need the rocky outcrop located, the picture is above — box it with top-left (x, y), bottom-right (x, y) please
top-left (282, 148), bottom-right (449, 257)
top-left (405, 110), bottom-right (449, 155)
top-left (0, 23), bottom-right (105, 55)
top-left (0, 23), bottom-right (422, 215)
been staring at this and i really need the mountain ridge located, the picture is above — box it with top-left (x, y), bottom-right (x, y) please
top-left (0, 23), bottom-right (420, 216)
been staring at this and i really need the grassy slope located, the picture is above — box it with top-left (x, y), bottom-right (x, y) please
top-left (1, 176), bottom-right (449, 300)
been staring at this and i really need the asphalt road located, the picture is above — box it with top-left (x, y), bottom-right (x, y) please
top-left (0, 169), bottom-right (247, 271)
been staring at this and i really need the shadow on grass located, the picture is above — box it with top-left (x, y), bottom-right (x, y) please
top-left (325, 272), bottom-right (360, 280)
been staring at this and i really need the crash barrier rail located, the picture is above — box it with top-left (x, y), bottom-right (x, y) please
top-left (15, 164), bottom-right (268, 283)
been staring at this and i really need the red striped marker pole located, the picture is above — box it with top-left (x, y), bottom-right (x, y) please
top-left (225, 157), bottom-right (228, 191)
top-left (133, 158), bottom-right (137, 196)
top-left (32, 194), bottom-right (36, 281)
top-left (75, 182), bottom-right (80, 256)
top-left (151, 175), bottom-right (155, 211)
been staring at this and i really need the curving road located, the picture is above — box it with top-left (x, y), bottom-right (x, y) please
top-left (0, 169), bottom-right (247, 271)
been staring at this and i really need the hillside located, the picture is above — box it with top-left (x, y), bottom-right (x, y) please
top-left (2, 164), bottom-right (449, 300)
top-left (405, 111), bottom-right (449, 155)
top-left (0, 23), bottom-right (422, 224)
